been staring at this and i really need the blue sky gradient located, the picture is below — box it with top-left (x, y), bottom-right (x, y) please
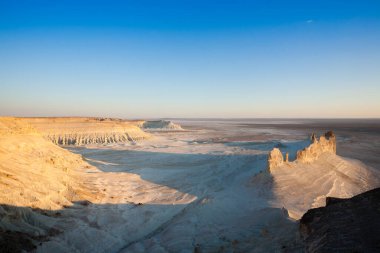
top-left (1, 1), bottom-right (379, 118)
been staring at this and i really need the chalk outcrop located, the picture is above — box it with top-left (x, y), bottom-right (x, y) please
top-left (267, 131), bottom-right (336, 170)
top-left (265, 131), bottom-right (380, 219)
top-left (296, 131), bottom-right (336, 163)
top-left (22, 117), bottom-right (151, 145)
top-left (267, 148), bottom-right (284, 171)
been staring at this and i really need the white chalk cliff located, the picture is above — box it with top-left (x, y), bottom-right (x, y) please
top-left (22, 117), bottom-right (151, 145)
top-left (266, 131), bottom-right (380, 219)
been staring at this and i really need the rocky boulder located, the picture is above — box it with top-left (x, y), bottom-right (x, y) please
top-left (300, 187), bottom-right (380, 253)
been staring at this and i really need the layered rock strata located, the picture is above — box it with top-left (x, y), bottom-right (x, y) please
top-left (21, 117), bottom-right (151, 145)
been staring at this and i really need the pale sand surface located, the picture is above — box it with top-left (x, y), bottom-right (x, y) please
top-left (1, 118), bottom-right (379, 252)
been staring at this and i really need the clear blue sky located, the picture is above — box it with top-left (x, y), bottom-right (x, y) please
top-left (1, 0), bottom-right (379, 118)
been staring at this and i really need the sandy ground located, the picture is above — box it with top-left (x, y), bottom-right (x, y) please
top-left (38, 134), bottom-right (298, 253)
top-left (1, 118), bottom-right (380, 253)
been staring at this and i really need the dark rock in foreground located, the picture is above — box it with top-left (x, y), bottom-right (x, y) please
top-left (300, 187), bottom-right (380, 253)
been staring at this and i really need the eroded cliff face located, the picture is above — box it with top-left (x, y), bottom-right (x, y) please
top-left (296, 131), bottom-right (336, 163)
top-left (267, 131), bottom-right (336, 170)
top-left (267, 148), bottom-right (284, 171)
top-left (22, 117), bottom-right (151, 145)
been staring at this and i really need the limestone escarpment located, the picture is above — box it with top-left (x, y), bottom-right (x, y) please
top-left (300, 188), bottom-right (380, 253)
top-left (47, 131), bottom-right (141, 145)
top-left (22, 117), bottom-right (151, 145)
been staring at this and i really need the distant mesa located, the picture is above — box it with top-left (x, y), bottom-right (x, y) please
top-left (2, 118), bottom-right (185, 146)
top-left (139, 120), bottom-right (183, 131)
top-left (21, 117), bottom-right (151, 146)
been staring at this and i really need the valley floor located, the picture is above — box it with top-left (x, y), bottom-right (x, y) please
top-left (39, 119), bottom-right (380, 253)
top-left (2, 118), bottom-right (380, 253)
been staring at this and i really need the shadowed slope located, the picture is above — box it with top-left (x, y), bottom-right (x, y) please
top-left (300, 187), bottom-right (380, 253)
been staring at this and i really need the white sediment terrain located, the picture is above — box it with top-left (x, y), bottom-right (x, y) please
top-left (1, 118), bottom-right (379, 252)
top-left (266, 132), bottom-right (380, 219)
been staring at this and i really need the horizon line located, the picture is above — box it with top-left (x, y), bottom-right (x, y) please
top-left (2, 115), bottom-right (380, 120)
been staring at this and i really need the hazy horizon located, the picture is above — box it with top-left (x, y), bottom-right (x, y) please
top-left (1, 1), bottom-right (380, 118)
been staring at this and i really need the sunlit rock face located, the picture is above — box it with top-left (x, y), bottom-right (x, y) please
top-left (296, 131), bottom-right (336, 163)
top-left (267, 148), bottom-right (284, 171)
top-left (0, 117), bottom-right (99, 211)
top-left (267, 131), bottom-right (337, 170)
top-left (21, 117), bottom-right (151, 145)
top-left (0, 117), bottom-right (94, 249)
